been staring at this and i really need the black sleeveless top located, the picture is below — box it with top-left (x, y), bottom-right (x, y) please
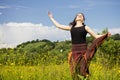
top-left (70, 25), bottom-right (87, 44)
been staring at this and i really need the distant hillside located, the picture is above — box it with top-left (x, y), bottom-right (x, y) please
top-left (15, 39), bottom-right (71, 54)
top-left (0, 34), bottom-right (120, 66)
top-left (13, 33), bottom-right (120, 55)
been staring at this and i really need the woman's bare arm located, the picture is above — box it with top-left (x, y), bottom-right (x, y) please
top-left (85, 26), bottom-right (111, 38)
top-left (48, 12), bottom-right (71, 31)
top-left (85, 26), bottom-right (103, 38)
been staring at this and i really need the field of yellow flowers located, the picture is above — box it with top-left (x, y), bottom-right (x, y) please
top-left (0, 61), bottom-right (119, 80)
top-left (0, 38), bottom-right (120, 80)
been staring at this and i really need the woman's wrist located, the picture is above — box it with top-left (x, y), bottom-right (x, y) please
top-left (50, 16), bottom-right (53, 19)
top-left (49, 16), bottom-right (54, 20)
top-left (96, 35), bottom-right (102, 38)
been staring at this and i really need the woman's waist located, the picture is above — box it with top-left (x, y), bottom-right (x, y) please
top-left (72, 43), bottom-right (87, 51)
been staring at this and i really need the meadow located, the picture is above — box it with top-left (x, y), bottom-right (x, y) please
top-left (0, 61), bottom-right (119, 80)
top-left (0, 34), bottom-right (120, 80)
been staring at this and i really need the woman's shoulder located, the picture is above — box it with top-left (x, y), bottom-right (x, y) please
top-left (84, 25), bottom-right (90, 30)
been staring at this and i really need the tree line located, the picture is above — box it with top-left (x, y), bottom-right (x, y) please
top-left (0, 33), bottom-right (120, 66)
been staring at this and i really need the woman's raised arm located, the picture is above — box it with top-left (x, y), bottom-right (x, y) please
top-left (48, 12), bottom-right (71, 31)
top-left (85, 26), bottom-right (111, 39)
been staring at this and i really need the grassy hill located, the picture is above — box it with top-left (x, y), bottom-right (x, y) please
top-left (0, 33), bottom-right (120, 66)
top-left (16, 39), bottom-right (71, 54)
top-left (0, 35), bottom-right (120, 80)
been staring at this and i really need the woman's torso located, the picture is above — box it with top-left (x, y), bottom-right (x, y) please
top-left (70, 25), bottom-right (87, 44)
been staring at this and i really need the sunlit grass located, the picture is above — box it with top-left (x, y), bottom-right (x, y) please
top-left (0, 61), bottom-right (119, 80)
top-left (89, 61), bottom-right (120, 80)
top-left (0, 62), bottom-right (72, 80)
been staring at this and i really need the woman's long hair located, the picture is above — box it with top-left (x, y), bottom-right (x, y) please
top-left (69, 13), bottom-right (85, 27)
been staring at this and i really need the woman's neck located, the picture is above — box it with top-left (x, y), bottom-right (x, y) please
top-left (75, 21), bottom-right (83, 27)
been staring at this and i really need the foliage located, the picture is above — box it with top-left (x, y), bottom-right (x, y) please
top-left (111, 33), bottom-right (120, 40)
top-left (0, 34), bottom-right (120, 66)
top-left (0, 33), bottom-right (120, 80)
top-left (96, 38), bottom-right (120, 67)
top-left (0, 62), bottom-right (119, 80)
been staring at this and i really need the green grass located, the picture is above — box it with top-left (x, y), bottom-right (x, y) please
top-left (0, 61), bottom-right (119, 80)
top-left (0, 62), bottom-right (72, 80)
top-left (89, 62), bottom-right (120, 80)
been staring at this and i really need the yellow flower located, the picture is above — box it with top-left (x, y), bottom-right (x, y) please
top-left (20, 76), bottom-right (23, 79)
top-left (119, 70), bottom-right (120, 74)
top-left (10, 63), bottom-right (15, 66)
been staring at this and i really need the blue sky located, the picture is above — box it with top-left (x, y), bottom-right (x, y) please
top-left (0, 0), bottom-right (120, 28)
top-left (0, 0), bottom-right (120, 48)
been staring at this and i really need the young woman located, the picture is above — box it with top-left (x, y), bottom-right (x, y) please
top-left (48, 12), bottom-right (111, 80)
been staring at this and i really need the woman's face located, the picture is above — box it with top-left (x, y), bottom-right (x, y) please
top-left (75, 13), bottom-right (84, 22)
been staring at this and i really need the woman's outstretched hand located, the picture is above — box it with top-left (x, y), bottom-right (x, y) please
top-left (96, 32), bottom-right (111, 39)
top-left (48, 11), bottom-right (53, 18)
top-left (101, 32), bottom-right (111, 38)
top-left (107, 32), bottom-right (111, 37)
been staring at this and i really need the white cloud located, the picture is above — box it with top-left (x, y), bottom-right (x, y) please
top-left (0, 22), bottom-right (70, 48)
top-left (109, 28), bottom-right (120, 34)
top-left (15, 5), bottom-right (29, 10)
top-left (0, 22), bottom-right (120, 48)
top-left (68, 1), bottom-right (94, 10)
top-left (69, 5), bottom-right (80, 9)
top-left (16, 5), bottom-right (29, 9)
top-left (0, 12), bottom-right (2, 15)
top-left (92, 28), bottom-right (120, 35)
top-left (0, 5), bottom-right (28, 10)
top-left (0, 5), bottom-right (10, 9)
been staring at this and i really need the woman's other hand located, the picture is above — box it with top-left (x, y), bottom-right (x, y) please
top-left (48, 11), bottom-right (53, 18)
top-left (107, 32), bottom-right (111, 37)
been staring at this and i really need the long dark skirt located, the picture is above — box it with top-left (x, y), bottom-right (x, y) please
top-left (68, 33), bottom-right (109, 80)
